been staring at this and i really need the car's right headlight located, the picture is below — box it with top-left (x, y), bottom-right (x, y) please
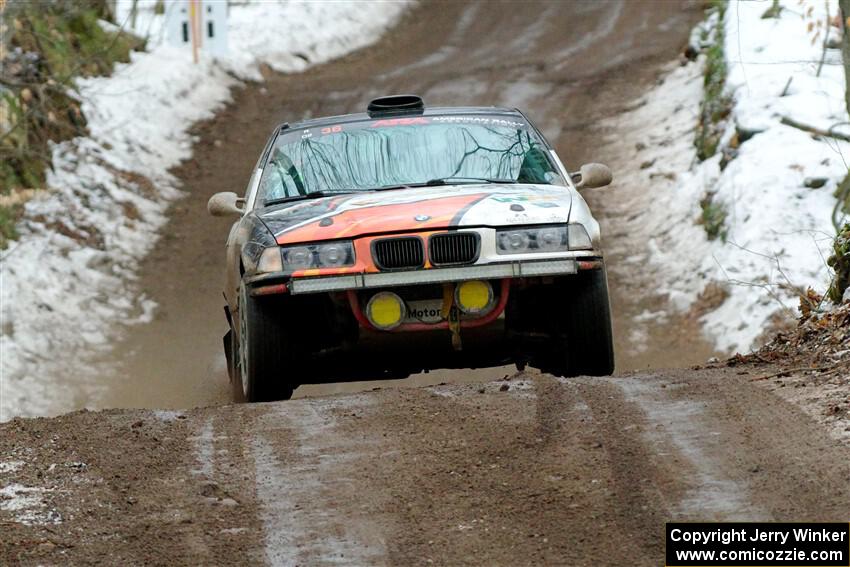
top-left (281, 241), bottom-right (356, 272)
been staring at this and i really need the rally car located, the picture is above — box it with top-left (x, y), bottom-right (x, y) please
top-left (208, 95), bottom-right (614, 401)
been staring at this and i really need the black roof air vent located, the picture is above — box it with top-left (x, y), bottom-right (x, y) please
top-left (367, 94), bottom-right (425, 117)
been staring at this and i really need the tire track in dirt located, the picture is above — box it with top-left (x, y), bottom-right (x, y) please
top-left (611, 376), bottom-right (767, 521)
top-left (605, 370), bottom-right (850, 522)
top-left (355, 377), bottom-right (669, 566)
top-left (186, 406), bottom-right (268, 564)
top-left (663, 370), bottom-right (850, 520)
top-left (249, 397), bottom-right (390, 565)
top-left (570, 378), bottom-right (687, 556)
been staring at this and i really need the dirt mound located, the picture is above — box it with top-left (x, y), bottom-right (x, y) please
top-left (730, 300), bottom-right (850, 442)
top-left (743, 299), bottom-right (850, 369)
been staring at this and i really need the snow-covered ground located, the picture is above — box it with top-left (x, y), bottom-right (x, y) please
top-left (607, 0), bottom-right (848, 354)
top-left (0, 1), bottom-right (411, 421)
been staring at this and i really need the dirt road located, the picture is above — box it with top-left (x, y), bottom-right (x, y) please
top-left (77, 0), bottom-right (715, 413)
top-left (3, 366), bottom-right (849, 565)
top-left (7, 2), bottom-right (849, 565)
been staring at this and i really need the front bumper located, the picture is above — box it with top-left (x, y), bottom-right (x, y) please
top-left (247, 256), bottom-right (602, 296)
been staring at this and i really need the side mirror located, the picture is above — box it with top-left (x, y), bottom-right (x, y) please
top-left (207, 192), bottom-right (244, 216)
top-left (570, 163), bottom-right (613, 189)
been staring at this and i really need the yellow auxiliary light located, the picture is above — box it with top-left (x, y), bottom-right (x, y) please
top-left (455, 280), bottom-right (494, 315)
top-left (366, 292), bottom-right (406, 330)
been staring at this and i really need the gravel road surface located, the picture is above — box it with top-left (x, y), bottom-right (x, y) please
top-left (2, 368), bottom-right (849, 565)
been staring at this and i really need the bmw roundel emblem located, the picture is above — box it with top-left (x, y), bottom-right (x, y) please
top-left (415, 214), bottom-right (431, 222)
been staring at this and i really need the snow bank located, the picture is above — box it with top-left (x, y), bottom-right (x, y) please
top-left (0, 1), bottom-right (411, 421)
top-left (608, 0), bottom-right (848, 354)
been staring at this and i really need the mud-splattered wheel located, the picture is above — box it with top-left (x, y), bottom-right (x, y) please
top-left (236, 283), bottom-right (295, 402)
top-left (544, 269), bottom-right (615, 377)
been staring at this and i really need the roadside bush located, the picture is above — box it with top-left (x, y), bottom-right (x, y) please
top-left (0, 0), bottom-right (143, 248)
top-left (695, 1), bottom-right (733, 161)
top-left (760, 0), bottom-right (782, 19)
top-left (827, 223), bottom-right (850, 303)
top-left (0, 202), bottom-right (21, 246)
top-left (699, 192), bottom-right (728, 242)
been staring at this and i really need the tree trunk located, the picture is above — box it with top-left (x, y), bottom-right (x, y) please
top-left (841, 0), bottom-right (850, 115)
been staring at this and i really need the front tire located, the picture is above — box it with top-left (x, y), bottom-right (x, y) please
top-left (543, 269), bottom-right (615, 377)
top-left (236, 283), bottom-right (295, 402)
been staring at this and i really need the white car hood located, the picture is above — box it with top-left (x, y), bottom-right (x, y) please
top-left (261, 183), bottom-right (580, 244)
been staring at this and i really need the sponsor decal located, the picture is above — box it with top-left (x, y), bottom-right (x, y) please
top-left (405, 299), bottom-right (444, 323)
top-left (431, 116), bottom-right (526, 128)
top-left (490, 194), bottom-right (563, 208)
top-left (371, 117), bottom-right (430, 127)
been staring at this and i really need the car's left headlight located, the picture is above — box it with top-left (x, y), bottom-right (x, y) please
top-left (496, 224), bottom-right (592, 255)
top-left (281, 241), bottom-right (356, 272)
top-left (566, 224), bottom-right (593, 250)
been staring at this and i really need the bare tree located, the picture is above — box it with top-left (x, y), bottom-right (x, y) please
top-left (842, 0), bottom-right (850, 114)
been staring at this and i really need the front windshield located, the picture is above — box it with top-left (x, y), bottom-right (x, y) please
top-left (259, 115), bottom-right (564, 204)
